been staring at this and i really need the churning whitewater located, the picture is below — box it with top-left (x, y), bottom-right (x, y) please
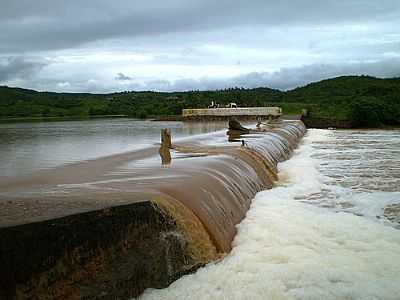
top-left (140, 129), bottom-right (400, 300)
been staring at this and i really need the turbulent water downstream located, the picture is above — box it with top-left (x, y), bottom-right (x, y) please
top-left (140, 129), bottom-right (400, 300)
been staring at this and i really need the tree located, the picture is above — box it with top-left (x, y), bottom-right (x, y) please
top-left (349, 96), bottom-right (381, 127)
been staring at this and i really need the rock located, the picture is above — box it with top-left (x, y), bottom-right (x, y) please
top-left (228, 119), bottom-right (250, 133)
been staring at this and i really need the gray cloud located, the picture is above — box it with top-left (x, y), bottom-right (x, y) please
top-left (232, 60), bottom-right (400, 90)
top-left (1, 1), bottom-right (400, 93)
top-left (124, 59), bottom-right (400, 92)
top-left (0, 56), bottom-right (48, 82)
top-left (16, 58), bottom-right (399, 94)
top-left (1, 0), bottom-right (399, 53)
top-left (115, 73), bottom-right (132, 81)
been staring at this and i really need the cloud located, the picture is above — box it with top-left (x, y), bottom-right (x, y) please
top-left (231, 59), bottom-right (400, 90)
top-left (0, 0), bottom-right (399, 53)
top-left (0, 56), bottom-right (48, 82)
top-left (115, 73), bottom-right (132, 81)
top-left (5, 58), bottom-right (400, 93)
top-left (57, 81), bottom-right (71, 88)
top-left (119, 58), bottom-right (400, 92)
top-left (1, 1), bottom-right (399, 93)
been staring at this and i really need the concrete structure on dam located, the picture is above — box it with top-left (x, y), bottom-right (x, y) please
top-left (0, 120), bottom-right (305, 300)
top-left (182, 107), bottom-right (282, 121)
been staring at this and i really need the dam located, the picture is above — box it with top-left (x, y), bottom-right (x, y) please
top-left (0, 120), bottom-right (306, 299)
top-left (182, 107), bottom-right (282, 121)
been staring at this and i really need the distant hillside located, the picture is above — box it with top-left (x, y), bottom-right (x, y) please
top-left (0, 76), bottom-right (399, 127)
top-left (284, 76), bottom-right (400, 126)
top-left (0, 86), bottom-right (283, 119)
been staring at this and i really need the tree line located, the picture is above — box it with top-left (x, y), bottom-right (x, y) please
top-left (0, 76), bottom-right (399, 127)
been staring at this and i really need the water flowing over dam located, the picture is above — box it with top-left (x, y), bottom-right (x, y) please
top-left (141, 128), bottom-right (400, 300)
top-left (0, 120), bottom-right (306, 299)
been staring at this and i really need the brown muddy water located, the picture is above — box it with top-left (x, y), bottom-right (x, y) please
top-left (0, 119), bottom-right (307, 299)
top-left (0, 121), bottom-right (305, 254)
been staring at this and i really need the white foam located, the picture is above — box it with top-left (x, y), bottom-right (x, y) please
top-left (139, 129), bottom-right (400, 300)
top-left (339, 190), bottom-right (400, 222)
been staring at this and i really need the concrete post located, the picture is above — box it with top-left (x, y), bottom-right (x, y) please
top-left (161, 128), bottom-right (172, 149)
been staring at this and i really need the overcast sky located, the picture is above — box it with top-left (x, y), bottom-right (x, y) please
top-left (1, 0), bottom-right (400, 93)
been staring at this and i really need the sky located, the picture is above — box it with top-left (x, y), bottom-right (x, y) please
top-left (1, 0), bottom-right (400, 93)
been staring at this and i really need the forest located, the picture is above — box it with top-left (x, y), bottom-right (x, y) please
top-left (0, 76), bottom-right (399, 127)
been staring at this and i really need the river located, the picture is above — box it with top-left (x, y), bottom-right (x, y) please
top-left (140, 128), bottom-right (400, 300)
top-left (0, 119), bottom-right (227, 178)
top-left (1, 121), bottom-right (399, 299)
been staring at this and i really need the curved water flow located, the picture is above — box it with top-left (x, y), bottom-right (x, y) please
top-left (0, 121), bottom-right (306, 255)
top-left (0, 120), bottom-right (307, 299)
top-left (152, 121), bottom-right (306, 253)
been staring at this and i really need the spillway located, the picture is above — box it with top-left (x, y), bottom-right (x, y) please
top-left (0, 120), bottom-right (306, 300)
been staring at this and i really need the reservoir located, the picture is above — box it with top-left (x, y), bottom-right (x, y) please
top-left (0, 119), bottom-right (227, 178)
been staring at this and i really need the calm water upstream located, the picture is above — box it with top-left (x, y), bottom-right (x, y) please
top-left (141, 129), bottom-right (400, 300)
top-left (0, 118), bottom-right (227, 178)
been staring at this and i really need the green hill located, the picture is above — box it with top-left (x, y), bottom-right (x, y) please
top-left (284, 76), bottom-right (400, 126)
top-left (0, 76), bottom-right (399, 127)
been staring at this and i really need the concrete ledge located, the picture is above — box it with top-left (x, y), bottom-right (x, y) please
top-left (182, 107), bottom-right (282, 119)
top-left (0, 201), bottom-right (198, 300)
top-left (183, 115), bottom-right (279, 121)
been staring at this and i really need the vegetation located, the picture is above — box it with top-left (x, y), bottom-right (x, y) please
top-left (283, 76), bottom-right (400, 126)
top-left (0, 76), bottom-right (399, 127)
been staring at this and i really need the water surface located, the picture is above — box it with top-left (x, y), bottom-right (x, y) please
top-left (0, 118), bottom-right (227, 178)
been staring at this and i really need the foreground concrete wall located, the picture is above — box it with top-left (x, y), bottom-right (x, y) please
top-left (0, 202), bottom-right (201, 300)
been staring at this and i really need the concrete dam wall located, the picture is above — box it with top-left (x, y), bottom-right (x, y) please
top-left (182, 107), bottom-right (282, 121)
top-left (0, 121), bottom-right (306, 300)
